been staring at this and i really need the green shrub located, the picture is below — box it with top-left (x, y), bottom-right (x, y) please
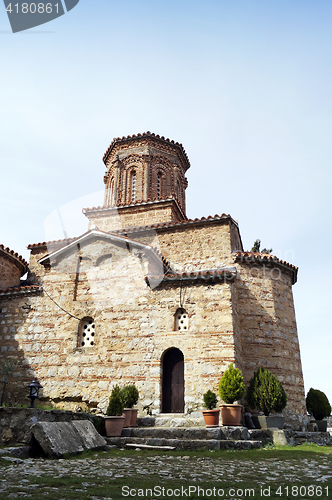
top-left (203, 390), bottom-right (218, 410)
top-left (106, 385), bottom-right (124, 416)
top-left (306, 388), bottom-right (331, 421)
top-left (120, 384), bottom-right (139, 408)
top-left (218, 363), bottom-right (245, 404)
top-left (246, 367), bottom-right (287, 416)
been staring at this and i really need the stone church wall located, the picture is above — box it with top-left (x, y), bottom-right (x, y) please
top-left (0, 237), bottom-right (239, 416)
top-left (235, 260), bottom-right (306, 416)
top-left (138, 220), bottom-right (241, 273)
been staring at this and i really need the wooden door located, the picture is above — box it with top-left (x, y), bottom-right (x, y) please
top-left (162, 348), bottom-right (184, 413)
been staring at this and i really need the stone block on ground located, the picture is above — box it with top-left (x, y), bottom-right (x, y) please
top-left (71, 420), bottom-right (106, 450)
top-left (268, 429), bottom-right (288, 446)
top-left (31, 421), bottom-right (106, 458)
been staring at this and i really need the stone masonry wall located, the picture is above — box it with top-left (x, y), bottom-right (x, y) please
top-left (235, 260), bottom-right (306, 416)
top-left (0, 236), bottom-right (238, 416)
top-left (0, 218), bottom-right (306, 421)
top-left (151, 221), bottom-right (242, 271)
top-left (0, 255), bottom-right (22, 289)
top-left (86, 201), bottom-right (183, 232)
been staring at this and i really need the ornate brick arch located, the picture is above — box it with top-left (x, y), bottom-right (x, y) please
top-left (104, 176), bottom-right (115, 206)
top-left (119, 155), bottom-right (145, 205)
top-left (175, 169), bottom-right (187, 212)
top-left (149, 157), bottom-right (175, 200)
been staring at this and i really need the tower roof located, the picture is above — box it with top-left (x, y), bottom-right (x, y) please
top-left (102, 132), bottom-right (191, 171)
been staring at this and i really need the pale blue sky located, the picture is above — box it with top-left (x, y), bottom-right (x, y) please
top-left (1, 0), bottom-right (331, 406)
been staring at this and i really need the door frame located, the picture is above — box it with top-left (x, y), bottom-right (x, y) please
top-left (161, 347), bottom-right (185, 413)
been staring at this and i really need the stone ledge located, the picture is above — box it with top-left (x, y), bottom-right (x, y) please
top-left (0, 446), bottom-right (30, 459)
top-left (106, 436), bottom-right (262, 451)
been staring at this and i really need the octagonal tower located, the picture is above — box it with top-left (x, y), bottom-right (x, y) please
top-left (84, 132), bottom-right (190, 231)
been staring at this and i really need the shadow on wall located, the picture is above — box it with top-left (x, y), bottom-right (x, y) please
top-left (0, 298), bottom-right (39, 408)
top-left (236, 261), bottom-right (305, 416)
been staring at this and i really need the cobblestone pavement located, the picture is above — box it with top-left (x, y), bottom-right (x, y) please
top-left (0, 451), bottom-right (332, 499)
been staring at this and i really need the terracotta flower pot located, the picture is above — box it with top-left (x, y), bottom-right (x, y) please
top-left (105, 416), bottom-right (125, 437)
top-left (123, 408), bottom-right (132, 428)
top-left (220, 404), bottom-right (242, 426)
top-left (202, 409), bottom-right (220, 427)
top-left (130, 408), bottom-right (138, 427)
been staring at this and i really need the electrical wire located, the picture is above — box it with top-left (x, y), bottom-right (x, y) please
top-left (42, 287), bottom-right (82, 321)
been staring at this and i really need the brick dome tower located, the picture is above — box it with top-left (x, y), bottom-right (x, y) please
top-left (0, 244), bottom-right (28, 290)
top-left (84, 133), bottom-right (190, 231)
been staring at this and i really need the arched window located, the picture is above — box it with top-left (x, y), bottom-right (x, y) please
top-left (157, 172), bottom-right (162, 199)
top-left (78, 317), bottom-right (95, 347)
top-left (110, 178), bottom-right (115, 206)
top-left (174, 308), bottom-right (188, 331)
top-left (131, 170), bottom-right (136, 202)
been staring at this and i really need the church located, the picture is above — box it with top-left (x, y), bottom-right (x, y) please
top-left (0, 132), bottom-right (306, 423)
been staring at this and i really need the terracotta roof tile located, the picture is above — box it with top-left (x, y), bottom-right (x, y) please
top-left (0, 244), bottom-right (29, 272)
top-left (0, 284), bottom-right (42, 296)
top-left (27, 214), bottom-right (238, 251)
top-left (147, 268), bottom-right (237, 287)
top-left (113, 213), bottom-right (237, 234)
top-left (27, 237), bottom-right (76, 250)
top-left (102, 132), bottom-right (190, 170)
top-left (234, 252), bottom-right (298, 284)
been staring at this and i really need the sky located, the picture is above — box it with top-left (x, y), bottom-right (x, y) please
top-left (1, 0), bottom-right (331, 407)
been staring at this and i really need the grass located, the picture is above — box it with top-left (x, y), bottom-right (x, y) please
top-left (0, 444), bottom-right (331, 499)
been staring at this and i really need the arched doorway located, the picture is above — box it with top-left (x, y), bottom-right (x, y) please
top-left (162, 348), bottom-right (184, 413)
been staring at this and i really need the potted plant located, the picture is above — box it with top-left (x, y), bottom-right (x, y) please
top-left (120, 384), bottom-right (139, 427)
top-left (202, 390), bottom-right (219, 427)
top-left (105, 385), bottom-right (125, 437)
top-left (219, 363), bottom-right (245, 426)
top-left (246, 367), bottom-right (287, 429)
top-left (306, 388), bottom-right (331, 432)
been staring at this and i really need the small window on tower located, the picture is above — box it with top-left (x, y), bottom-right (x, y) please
top-left (131, 171), bottom-right (136, 202)
top-left (78, 317), bottom-right (95, 347)
top-left (174, 308), bottom-right (188, 331)
top-left (157, 172), bottom-right (162, 199)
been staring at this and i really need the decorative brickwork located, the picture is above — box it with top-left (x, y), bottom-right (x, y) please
top-left (0, 245), bottom-right (28, 289)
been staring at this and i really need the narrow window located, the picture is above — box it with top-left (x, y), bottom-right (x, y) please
top-left (131, 171), bottom-right (136, 202)
top-left (174, 308), bottom-right (188, 331)
top-left (79, 317), bottom-right (95, 347)
top-left (110, 178), bottom-right (115, 206)
top-left (157, 172), bottom-right (162, 199)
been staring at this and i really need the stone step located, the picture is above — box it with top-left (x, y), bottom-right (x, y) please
top-left (0, 446), bottom-right (30, 459)
top-left (106, 436), bottom-right (262, 451)
top-left (122, 426), bottom-right (251, 441)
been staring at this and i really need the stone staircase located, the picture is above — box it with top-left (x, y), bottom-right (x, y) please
top-left (106, 426), bottom-right (265, 451)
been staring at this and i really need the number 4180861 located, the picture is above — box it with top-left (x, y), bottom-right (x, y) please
top-left (6, 3), bottom-right (59, 14)
top-left (276, 486), bottom-right (329, 497)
